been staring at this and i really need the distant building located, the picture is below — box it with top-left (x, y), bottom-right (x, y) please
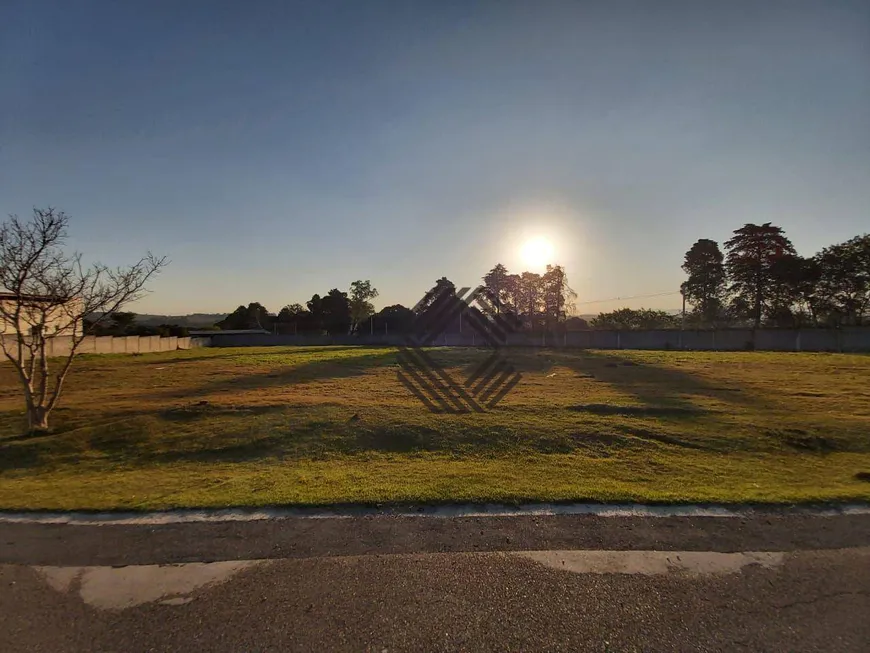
top-left (188, 329), bottom-right (270, 336)
top-left (0, 293), bottom-right (83, 337)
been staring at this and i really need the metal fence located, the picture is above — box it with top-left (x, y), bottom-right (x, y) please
top-left (202, 327), bottom-right (870, 352)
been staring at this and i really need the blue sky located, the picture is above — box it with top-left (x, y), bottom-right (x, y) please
top-left (2, 0), bottom-right (868, 314)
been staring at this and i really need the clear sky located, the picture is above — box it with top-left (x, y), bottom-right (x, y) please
top-left (2, 0), bottom-right (868, 315)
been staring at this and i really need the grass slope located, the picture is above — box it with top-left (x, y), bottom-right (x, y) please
top-left (1, 346), bottom-right (869, 510)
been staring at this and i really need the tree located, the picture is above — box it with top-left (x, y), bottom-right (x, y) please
top-left (413, 277), bottom-right (461, 340)
top-left (565, 316), bottom-right (589, 331)
top-left (0, 208), bottom-right (166, 432)
top-left (482, 264), bottom-right (512, 314)
top-left (277, 303), bottom-right (309, 334)
top-left (814, 234), bottom-right (870, 326)
top-left (348, 280), bottom-right (379, 334)
top-left (590, 308), bottom-right (678, 330)
top-left (153, 324), bottom-right (189, 337)
top-left (541, 264), bottom-right (576, 329)
top-left (306, 294), bottom-right (325, 333)
top-left (681, 239), bottom-right (727, 326)
top-left (415, 277), bottom-right (456, 314)
top-left (766, 254), bottom-right (822, 327)
top-left (216, 302), bottom-right (272, 330)
top-left (372, 304), bottom-right (415, 335)
top-left (516, 272), bottom-right (543, 330)
top-left (320, 289), bottom-right (351, 335)
top-left (725, 223), bottom-right (796, 328)
top-left (110, 311), bottom-right (137, 333)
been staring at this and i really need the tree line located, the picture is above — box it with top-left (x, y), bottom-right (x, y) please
top-left (85, 311), bottom-right (190, 337)
top-left (681, 224), bottom-right (869, 328)
top-left (214, 225), bottom-right (869, 335)
top-left (216, 264), bottom-right (580, 335)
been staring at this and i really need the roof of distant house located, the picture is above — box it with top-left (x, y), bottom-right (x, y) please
top-left (0, 292), bottom-right (73, 302)
top-left (189, 329), bottom-right (270, 336)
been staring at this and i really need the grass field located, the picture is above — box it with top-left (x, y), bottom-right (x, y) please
top-left (1, 346), bottom-right (869, 510)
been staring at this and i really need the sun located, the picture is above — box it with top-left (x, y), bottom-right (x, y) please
top-left (520, 236), bottom-right (555, 270)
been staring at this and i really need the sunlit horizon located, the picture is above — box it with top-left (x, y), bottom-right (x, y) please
top-left (3, 2), bottom-right (867, 316)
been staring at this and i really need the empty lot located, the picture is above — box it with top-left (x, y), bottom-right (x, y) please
top-left (0, 346), bottom-right (868, 510)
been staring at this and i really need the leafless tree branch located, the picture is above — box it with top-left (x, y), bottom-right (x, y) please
top-left (0, 207), bottom-right (167, 431)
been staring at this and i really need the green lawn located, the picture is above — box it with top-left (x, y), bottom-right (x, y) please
top-left (1, 346), bottom-right (869, 510)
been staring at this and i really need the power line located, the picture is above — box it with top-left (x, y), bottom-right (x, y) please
top-left (574, 290), bottom-right (681, 306)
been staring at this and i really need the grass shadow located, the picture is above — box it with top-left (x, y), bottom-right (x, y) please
top-left (154, 348), bottom-right (400, 399)
top-left (553, 350), bottom-right (765, 413)
top-left (617, 425), bottom-right (714, 451)
top-left (569, 404), bottom-right (703, 418)
top-left (146, 345), bottom-right (375, 367)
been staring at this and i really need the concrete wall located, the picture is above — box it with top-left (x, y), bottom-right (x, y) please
top-left (4, 329), bottom-right (865, 358)
top-left (0, 335), bottom-right (209, 358)
top-left (202, 327), bottom-right (870, 352)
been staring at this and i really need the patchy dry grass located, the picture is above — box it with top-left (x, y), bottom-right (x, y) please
top-left (1, 346), bottom-right (869, 510)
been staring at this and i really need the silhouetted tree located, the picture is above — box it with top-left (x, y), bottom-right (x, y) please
top-left (725, 223), bottom-right (796, 328)
top-left (372, 304), bottom-right (415, 335)
top-left (541, 264), bottom-right (576, 329)
top-left (682, 239), bottom-right (727, 326)
top-left (216, 303), bottom-right (272, 330)
top-left (349, 280), bottom-right (379, 334)
top-left (565, 316), bottom-right (589, 331)
top-left (413, 278), bottom-right (463, 340)
top-left (321, 289), bottom-right (351, 335)
top-left (591, 308), bottom-right (678, 330)
top-left (766, 254), bottom-right (822, 327)
top-left (517, 272), bottom-right (543, 330)
top-left (277, 303), bottom-right (309, 334)
top-left (482, 263), bottom-right (512, 314)
top-left (814, 234), bottom-right (870, 326)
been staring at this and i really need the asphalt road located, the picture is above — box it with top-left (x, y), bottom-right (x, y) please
top-left (1, 512), bottom-right (869, 652)
top-left (3, 512), bottom-right (870, 566)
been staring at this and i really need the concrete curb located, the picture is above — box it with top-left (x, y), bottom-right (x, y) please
top-left (2, 502), bottom-right (870, 525)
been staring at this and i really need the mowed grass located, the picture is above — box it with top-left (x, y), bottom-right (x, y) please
top-left (1, 346), bottom-right (869, 510)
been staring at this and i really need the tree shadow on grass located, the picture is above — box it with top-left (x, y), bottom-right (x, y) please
top-left (159, 403), bottom-right (290, 422)
top-left (152, 348), bottom-right (401, 400)
top-left (568, 404), bottom-right (703, 418)
top-left (550, 350), bottom-right (766, 414)
top-left (146, 345), bottom-right (375, 367)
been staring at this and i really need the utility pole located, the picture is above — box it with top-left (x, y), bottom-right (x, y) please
top-left (680, 283), bottom-right (686, 331)
top-left (680, 283), bottom-right (686, 350)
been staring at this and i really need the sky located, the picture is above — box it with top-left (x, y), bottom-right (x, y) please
top-left (2, 0), bottom-right (869, 315)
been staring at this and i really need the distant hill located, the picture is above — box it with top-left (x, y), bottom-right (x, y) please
top-left (134, 313), bottom-right (227, 328)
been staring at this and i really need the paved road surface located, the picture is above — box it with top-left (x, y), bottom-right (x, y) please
top-left (2, 511), bottom-right (869, 652)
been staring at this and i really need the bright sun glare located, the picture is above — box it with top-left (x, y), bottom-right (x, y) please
top-left (520, 236), bottom-right (555, 270)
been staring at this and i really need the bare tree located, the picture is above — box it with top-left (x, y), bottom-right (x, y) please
top-left (0, 208), bottom-right (167, 432)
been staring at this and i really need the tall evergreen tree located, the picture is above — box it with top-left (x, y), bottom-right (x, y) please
top-left (681, 239), bottom-right (726, 326)
top-left (724, 223), bottom-right (796, 328)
